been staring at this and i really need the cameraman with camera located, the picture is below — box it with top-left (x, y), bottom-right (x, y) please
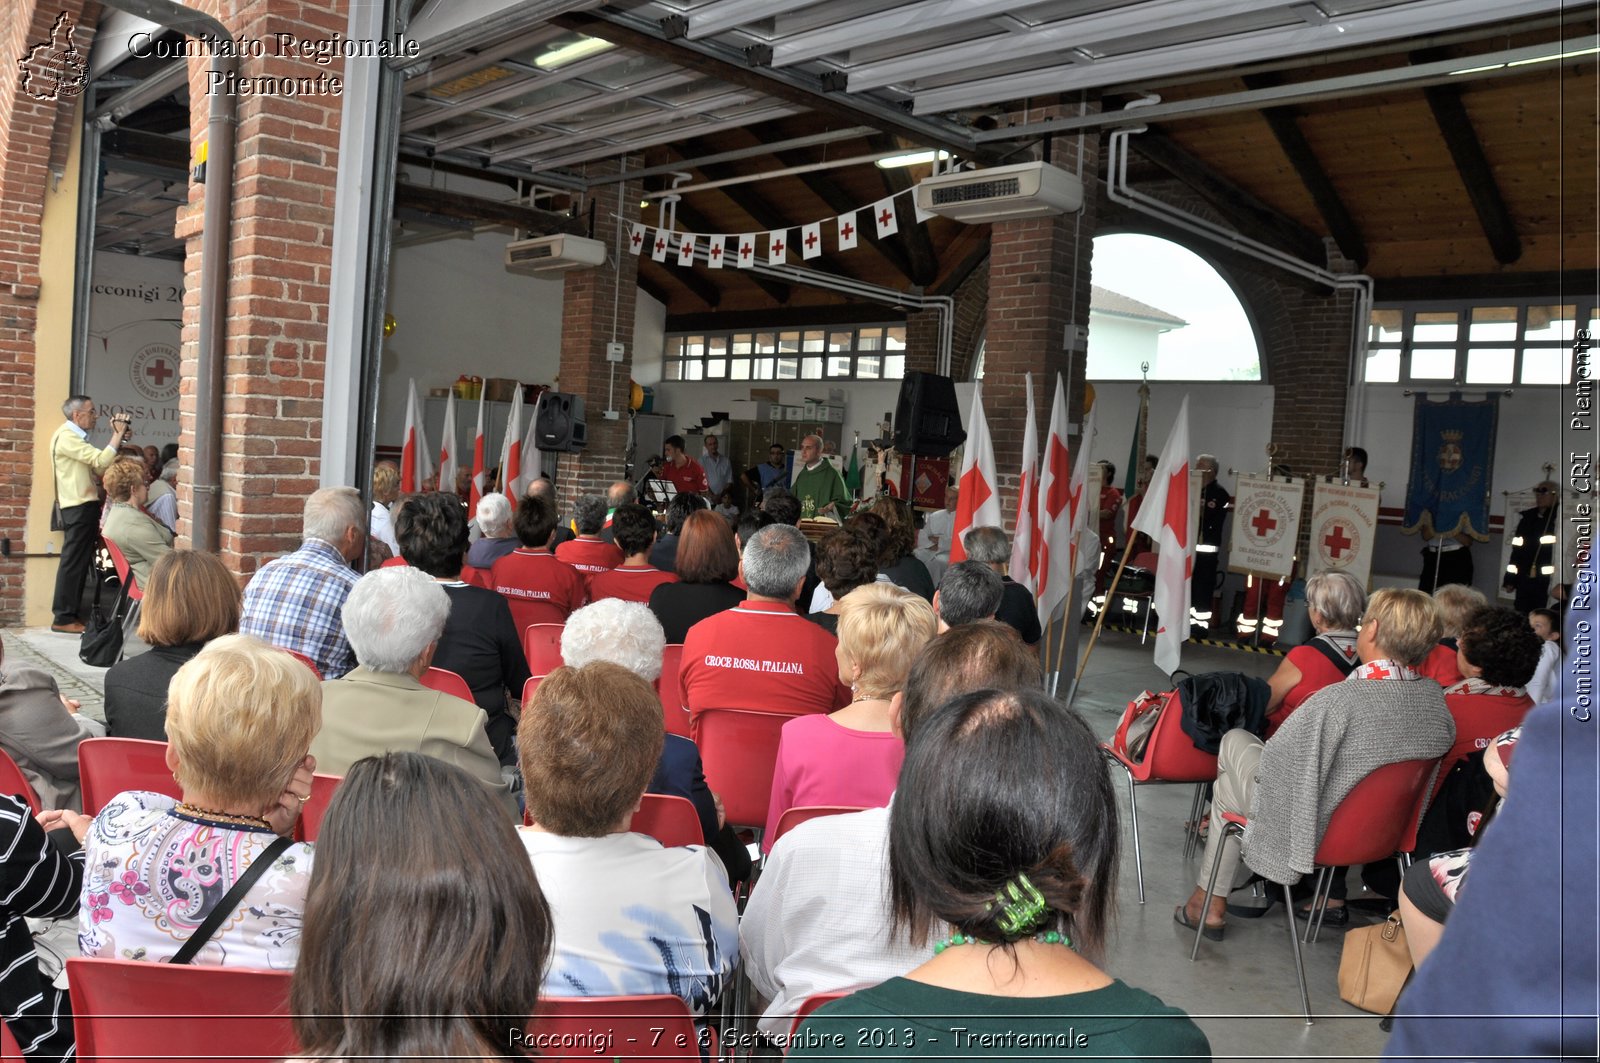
top-left (49, 397), bottom-right (131, 634)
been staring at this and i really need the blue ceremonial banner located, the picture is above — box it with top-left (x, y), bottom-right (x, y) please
top-left (1402, 392), bottom-right (1497, 539)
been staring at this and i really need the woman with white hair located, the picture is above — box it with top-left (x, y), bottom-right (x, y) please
top-left (1262, 570), bottom-right (1366, 735)
top-left (311, 566), bottom-right (516, 819)
top-left (464, 492), bottom-right (518, 573)
top-left (561, 599), bottom-right (752, 884)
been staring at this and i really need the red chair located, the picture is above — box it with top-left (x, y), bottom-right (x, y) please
top-left (0, 746), bottom-right (41, 814)
top-left (532, 995), bottom-right (703, 1061)
top-left (658, 644), bottom-right (689, 738)
top-left (522, 675), bottom-right (546, 702)
top-left (0, 1019), bottom-right (22, 1059)
top-left (772, 805), bottom-right (866, 847)
top-left (102, 536), bottom-right (143, 602)
top-left (421, 666), bottom-right (475, 702)
top-left (523, 623), bottom-right (565, 675)
top-left (787, 989), bottom-right (851, 1039)
top-left (295, 772), bottom-right (343, 843)
top-left (1192, 756), bottom-right (1438, 1023)
top-left (1098, 698), bottom-right (1218, 903)
top-left (67, 956), bottom-right (298, 1061)
top-left (78, 737), bottom-right (180, 816)
top-left (284, 648), bottom-right (322, 679)
top-left (631, 793), bottom-right (706, 847)
top-left (460, 565), bottom-right (494, 589)
top-left (693, 708), bottom-right (802, 837)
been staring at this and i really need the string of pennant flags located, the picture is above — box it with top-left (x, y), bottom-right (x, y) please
top-left (630, 189), bottom-right (934, 268)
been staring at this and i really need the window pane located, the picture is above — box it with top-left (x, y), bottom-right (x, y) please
top-left (884, 354), bottom-right (906, 379)
top-left (777, 356), bottom-right (798, 380)
top-left (1521, 346), bottom-right (1573, 385)
top-left (667, 336), bottom-right (684, 357)
top-left (1465, 347), bottom-right (1513, 384)
top-left (707, 336), bottom-right (727, 358)
top-left (858, 327), bottom-right (883, 351)
top-left (756, 332), bottom-right (776, 355)
top-left (1370, 309), bottom-right (1404, 344)
top-left (707, 358), bottom-right (727, 379)
top-left (1469, 307), bottom-right (1518, 342)
top-left (858, 354), bottom-right (881, 379)
top-left (1526, 305), bottom-right (1577, 342)
top-left (755, 357), bottom-right (775, 379)
top-left (664, 359), bottom-right (682, 381)
top-left (683, 359), bottom-right (704, 381)
top-left (801, 356), bottom-right (824, 379)
top-left (886, 326), bottom-right (907, 350)
top-left (803, 330), bottom-right (825, 353)
top-left (828, 331), bottom-right (852, 352)
top-left (685, 335), bottom-right (705, 358)
top-left (1365, 347), bottom-right (1400, 383)
top-left (731, 333), bottom-right (753, 356)
top-left (1410, 347), bottom-right (1456, 379)
top-left (826, 355), bottom-right (852, 377)
top-left (1413, 312), bottom-right (1458, 343)
top-left (730, 359), bottom-right (751, 380)
top-left (778, 331), bottom-right (801, 354)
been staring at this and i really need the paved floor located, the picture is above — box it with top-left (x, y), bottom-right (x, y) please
top-left (3, 620), bottom-right (1391, 1060)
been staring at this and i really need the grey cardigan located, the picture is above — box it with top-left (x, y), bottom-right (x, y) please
top-left (1242, 675), bottom-right (1454, 884)
top-left (0, 664), bottom-right (104, 811)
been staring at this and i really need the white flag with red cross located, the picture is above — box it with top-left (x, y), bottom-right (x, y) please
top-left (469, 391), bottom-right (486, 514)
top-left (1010, 373), bottom-right (1040, 594)
top-left (736, 234), bottom-right (757, 268)
top-left (873, 196), bottom-right (899, 239)
top-left (677, 232), bottom-right (697, 267)
top-left (837, 212), bottom-right (858, 250)
top-left (650, 229), bottom-right (669, 262)
top-left (499, 385), bottom-right (525, 498)
top-left (1130, 396), bottom-right (1193, 677)
top-left (800, 222), bottom-right (823, 260)
top-left (706, 235), bottom-right (727, 269)
top-left (948, 381), bottom-right (1003, 565)
top-left (437, 389), bottom-right (458, 496)
top-left (767, 229), bottom-right (788, 265)
top-left (401, 379), bottom-right (434, 494)
top-left (627, 222), bottom-right (647, 256)
top-left (1035, 376), bottom-right (1083, 623)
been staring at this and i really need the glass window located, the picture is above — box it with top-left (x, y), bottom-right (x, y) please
top-left (1369, 310), bottom-right (1404, 344)
top-left (1410, 347), bottom-right (1456, 379)
top-left (776, 356), bottom-right (798, 380)
top-left (1521, 346), bottom-right (1572, 385)
top-left (826, 354), bottom-right (852, 377)
top-left (858, 327), bottom-right (883, 351)
top-left (828, 331), bottom-right (852, 352)
top-left (858, 354), bottom-right (881, 379)
top-left (756, 332), bottom-right (776, 355)
top-left (682, 359), bottom-right (704, 381)
top-left (1464, 347), bottom-right (1514, 384)
top-left (885, 354), bottom-right (906, 379)
top-left (664, 322), bottom-right (913, 381)
top-left (664, 359), bottom-right (682, 381)
top-left (886, 326), bottom-right (907, 350)
top-left (1526, 305), bottom-right (1577, 342)
top-left (707, 358), bottom-right (727, 379)
top-left (1365, 347), bottom-right (1400, 383)
top-left (778, 331), bottom-right (801, 354)
top-left (801, 356), bottom-right (824, 379)
top-left (755, 356), bottom-right (775, 379)
top-left (1469, 307), bottom-right (1518, 342)
top-left (730, 359), bottom-right (751, 381)
top-left (803, 330), bottom-right (825, 353)
top-left (684, 335), bottom-right (705, 358)
top-left (731, 333), bottom-right (752, 356)
top-left (1413, 312), bottom-right (1458, 343)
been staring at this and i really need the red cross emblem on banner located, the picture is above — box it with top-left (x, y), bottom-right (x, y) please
top-left (878, 207), bottom-right (893, 228)
top-left (1250, 508), bottom-right (1277, 537)
top-left (740, 242), bottom-right (753, 260)
top-left (145, 358), bottom-right (174, 386)
top-left (709, 244), bottom-right (722, 261)
top-left (841, 220), bottom-right (854, 240)
top-left (1324, 525), bottom-right (1353, 558)
top-left (654, 236), bottom-right (667, 255)
top-left (771, 238), bottom-right (784, 255)
top-left (630, 230), bottom-right (643, 250)
top-left (804, 230), bottom-right (818, 250)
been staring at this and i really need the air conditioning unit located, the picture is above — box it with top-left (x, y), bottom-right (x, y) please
top-left (914, 161), bottom-right (1083, 223)
top-left (504, 234), bottom-right (607, 275)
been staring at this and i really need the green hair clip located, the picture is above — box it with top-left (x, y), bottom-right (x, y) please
top-left (990, 874), bottom-right (1048, 937)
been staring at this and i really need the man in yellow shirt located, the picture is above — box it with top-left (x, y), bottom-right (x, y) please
top-left (50, 396), bottom-right (130, 633)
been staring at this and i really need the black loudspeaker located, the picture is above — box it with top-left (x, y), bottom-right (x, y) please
top-left (534, 392), bottom-right (587, 453)
top-left (892, 371), bottom-right (966, 457)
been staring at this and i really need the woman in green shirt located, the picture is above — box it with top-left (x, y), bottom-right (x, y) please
top-left (790, 688), bottom-right (1211, 1062)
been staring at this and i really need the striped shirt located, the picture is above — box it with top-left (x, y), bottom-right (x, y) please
top-left (0, 794), bottom-right (82, 1062)
top-left (240, 539), bottom-right (361, 679)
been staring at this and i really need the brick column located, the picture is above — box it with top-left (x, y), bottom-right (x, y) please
top-left (180, 0), bottom-right (348, 579)
top-left (555, 165), bottom-right (642, 513)
top-left (982, 109), bottom-right (1099, 532)
top-left (903, 308), bottom-right (940, 375)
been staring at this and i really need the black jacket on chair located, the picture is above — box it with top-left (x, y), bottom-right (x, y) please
top-left (1176, 672), bottom-right (1272, 754)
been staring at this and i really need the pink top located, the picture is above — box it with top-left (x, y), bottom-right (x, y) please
top-left (763, 713), bottom-right (903, 851)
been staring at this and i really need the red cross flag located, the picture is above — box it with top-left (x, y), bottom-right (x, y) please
top-left (1010, 373), bottom-right (1040, 594)
top-left (1130, 396), bottom-right (1193, 676)
top-left (948, 381), bottom-right (1003, 565)
top-left (627, 222), bottom-right (646, 256)
top-left (767, 229), bottom-right (788, 265)
top-left (437, 388), bottom-right (458, 496)
top-left (1228, 473), bottom-right (1304, 580)
top-left (707, 235), bottom-right (726, 269)
top-left (801, 221), bottom-right (822, 260)
top-left (677, 232), bottom-right (697, 267)
top-left (873, 196), bottom-right (899, 239)
top-left (469, 390), bottom-right (486, 515)
top-left (737, 234), bottom-right (756, 269)
top-left (1036, 376), bottom-right (1087, 623)
top-left (650, 229), bottom-right (669, 262)
top-left (837, 212), bottom-right (857, 250)
top-left (499, 385), bottom-right (525, 498)
top-left (1309, 478), bottom-right (1381, 586)
top-left (401, 378), bottom-right (434, 493)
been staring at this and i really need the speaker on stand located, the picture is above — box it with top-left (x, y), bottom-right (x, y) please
top-left (891, 371), bottom-right (966, 508)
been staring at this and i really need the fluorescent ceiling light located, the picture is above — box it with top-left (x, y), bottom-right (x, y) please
top-left (536, 36), bottom-right (613, 70)
top-left (1507, 45), bottom-right (1600, 67)
top-left (876, 149), bottom-right (950, 170)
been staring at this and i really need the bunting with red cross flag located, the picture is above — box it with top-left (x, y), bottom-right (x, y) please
top-left (873, 196), bottom-right (899, 239)
top-left (767, 229), bottom-right (788, 265)
top-left (736, 234), bottom-right (756, 269)
top-left (1130, 396), bottom-right (1193, 676)
top-left (650, 228), bottom-right (669, 262)
top-left (948, 380), bottom-right (1003, 565)
top-left (1035, 374), bottom-right (1081, 623)
top-left (800, 221), bottom-right (822, 260)
top-left (677, 232), bottom-right (697, 267)
top-left (706, 235), bottom-right (727, 269)
top-left (836, 212), bottom-right (858, 250)
top-left (1228, 474), bottom-right (1304, 580)
top-left (1309, 479), bottom-right (1381, 587)
top-left (627, 222), bottom-right (647, 256)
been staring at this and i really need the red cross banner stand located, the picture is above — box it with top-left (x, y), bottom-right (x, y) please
top-left (801, 222), bottom-right (822, 260)
top-left (737, 233), bottom-right (756, 269)
top-left (836, 212), bottom-right (857, 250)
top-left (1309, 478), bottom-right (1382, 587)
top-left (628, 222), bottom-right (646, 256)
top-left (1228, 473), bottom-right (1303, 580)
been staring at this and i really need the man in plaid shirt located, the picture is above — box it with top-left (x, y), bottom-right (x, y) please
top-left (241, 486), bottom-right (367, 678)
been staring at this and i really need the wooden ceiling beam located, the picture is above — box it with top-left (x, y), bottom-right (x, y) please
top-left (669, 197), bottom-right (792, 305)
top-left (930, 226), bottom-right (990, 297)
top-left (1413, 59), bottom-right (1522, 264)
top-left (1130, 129), bottom-right (1327, 266)
top-left (1241, 73), bottom-right (1368, 268)
top-left (638, 252), bottom-right (723, 310)
top-left (763, 148), bottom-right (921, 287)
top-left (867, 135), bottom-right (940, 288)
top-left (636, 272), bottom-right (673, 309)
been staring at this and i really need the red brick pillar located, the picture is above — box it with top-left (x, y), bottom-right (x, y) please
top-left (982, 110), bottom-right (1099, 532)
top-left (903, 308), bottom-right (940, 376)
top-left (180, 0), bottom-right (348, 579)
top-left (555, 166), bottom-right (642, 513)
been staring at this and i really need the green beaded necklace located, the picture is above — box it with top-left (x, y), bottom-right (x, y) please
top-left (933, 929), bottom-right (1071, 954)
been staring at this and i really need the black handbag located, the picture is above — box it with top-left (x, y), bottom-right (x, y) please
top-left (49, 437), bottom-right (63, 531)
top-left (79, 572), bottom-right (126, 667)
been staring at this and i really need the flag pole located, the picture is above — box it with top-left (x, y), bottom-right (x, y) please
top-left (1074, 531), bottom-right (1142, 687)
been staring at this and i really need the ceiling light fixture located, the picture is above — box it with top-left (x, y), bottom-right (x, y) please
top-left (875, 149), bottom-right (950, 170)
top-left (535, 36), bottom-right (613, 70)
top-left (1506, 44), bottom-right (1599, 67)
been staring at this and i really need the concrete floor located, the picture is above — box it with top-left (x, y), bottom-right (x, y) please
top-left (4, 620), bottom-right (1391, 1061)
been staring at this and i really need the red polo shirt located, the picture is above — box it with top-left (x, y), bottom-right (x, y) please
top-left (662, 456), bottom-right (709, 496)
top-left (681, 600), bottom-right (851, 719)
top-left (490, 548), bottom-right (585, 632)
top-left (555, 537), bottom-right (623, 575)
top-left (587, 564), bottom-right (678, 605)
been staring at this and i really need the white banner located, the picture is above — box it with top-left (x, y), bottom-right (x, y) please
top-left (1229, 474), bottom-right (1304, 579)
top-left (84, 251), bottom-right (184, 449)
top-left (1309, 480), bottom-right (1382, 587)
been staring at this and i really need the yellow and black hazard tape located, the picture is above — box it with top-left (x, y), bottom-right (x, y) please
top-left (1094, 623), bottom-right (1290, 658)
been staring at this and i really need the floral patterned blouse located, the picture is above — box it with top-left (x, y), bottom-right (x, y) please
top-left (78, 791), bottom-right (314, 968)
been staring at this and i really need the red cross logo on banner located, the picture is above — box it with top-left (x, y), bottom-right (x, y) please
top-left (1250, 508), bottom-right (1278, 538)
top-left (709, 243), bottom-right (722, 261)
top-left (145, 358), bottom-right (174, 386)
top-left (841, 220), bottom-right (854, 241)
top-left (771, 238), bottom-right (784, 255)
top-left (654, 236), bottom-right (667, 255)
top-left (1324, 524), bottom-right (1353, 558)
top-left (804, 230), bottom-right (818, 251)
top-left (740, 242), bottom-right (753, 261)
top-left (1044, 437), bottom-right (1071, 519)
top-left (630, 230), bottom-right (643, 250)
top-left (878, 207), bottom-right (893, 228)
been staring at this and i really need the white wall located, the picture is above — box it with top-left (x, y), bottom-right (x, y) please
top-left (1077, 381), bottom-right (1276, 481)
top-left (649, 379), bottom-right (904, 449)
